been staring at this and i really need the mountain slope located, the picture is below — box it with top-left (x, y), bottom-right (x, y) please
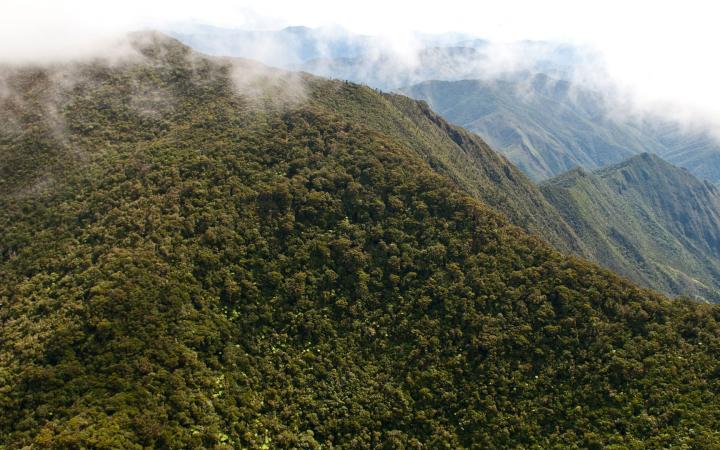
top-left (541, 153), bottom-right (720, 302)
top-left (333, 91), bottom-right (588, 254)
top-left (401, 76), bottom-right (720, 184)
top-left (3, 33), bottom-right (720, 448)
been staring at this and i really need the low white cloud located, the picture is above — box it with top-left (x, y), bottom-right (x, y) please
top-left (2, 0), bottom-right (720, 133)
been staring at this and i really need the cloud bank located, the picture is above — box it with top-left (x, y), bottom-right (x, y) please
top-left (2, 0), bottom-right (720, 133)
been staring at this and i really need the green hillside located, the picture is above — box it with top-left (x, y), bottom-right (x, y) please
top-left (542, 153), bottom-right (720, 302)
top-left (3, 33), bottom-right (720, 448)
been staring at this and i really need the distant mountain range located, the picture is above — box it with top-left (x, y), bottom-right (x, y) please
top-left (401, 76), bottom-right (720, 185)
top-left (298, 43), bottom-right (594, 90)
top-left (169, 25), bottom-right (600, 88)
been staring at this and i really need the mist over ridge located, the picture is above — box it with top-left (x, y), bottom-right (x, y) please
top-left (160, 24), bottom-right (720, 185)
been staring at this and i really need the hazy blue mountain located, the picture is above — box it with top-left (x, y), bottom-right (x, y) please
top-left (401, 75), bottom-right (652, 179)
top-left (298, 44), bottom-right (601, 90)
top-left (401, 75), bottom-right (720, 184)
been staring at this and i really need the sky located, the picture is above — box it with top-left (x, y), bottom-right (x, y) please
top-left (2, 0), bottom-right (720, 125)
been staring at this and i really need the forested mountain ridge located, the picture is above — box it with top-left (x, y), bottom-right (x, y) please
top-left (542, 153), bottom-right (720, 302)
top-left (2, 32), bottom-right (720, 448)
top-left (350, 92), bottom-right (587, 254)
top-left (400, 76), bottom-right (645, 180)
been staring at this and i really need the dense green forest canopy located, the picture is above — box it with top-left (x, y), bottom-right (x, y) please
top-left (2, 33), bottom-right (720, 448)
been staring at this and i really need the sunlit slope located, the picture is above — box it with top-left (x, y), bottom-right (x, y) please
top-left (2, 33), bottom-right (720, 448)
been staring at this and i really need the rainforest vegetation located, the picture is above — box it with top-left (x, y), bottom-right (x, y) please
top-left (2, 33), bottom-right (720, 448)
